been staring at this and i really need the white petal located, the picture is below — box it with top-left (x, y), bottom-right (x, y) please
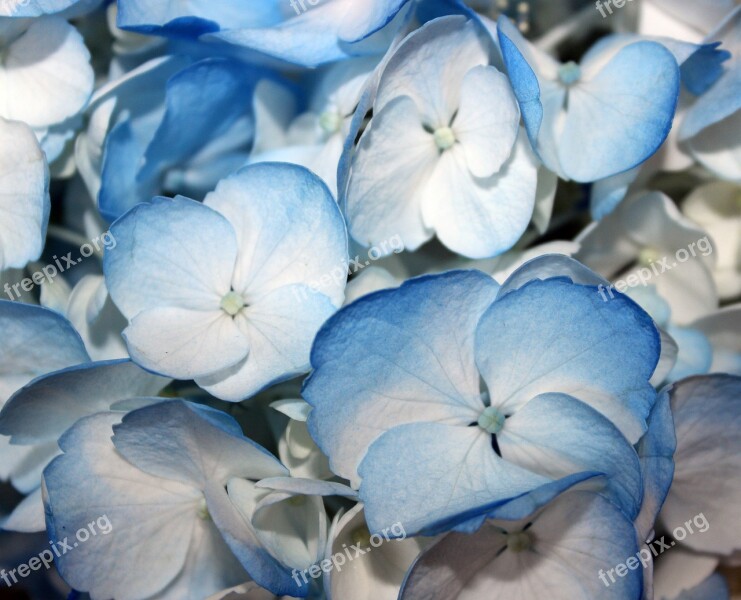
top-left (0, 18), bottom-right (93, 128)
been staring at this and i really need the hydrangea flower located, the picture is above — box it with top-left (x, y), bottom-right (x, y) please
top-left (105, 163), bottom-right (348, 401)
top-left (400, 491), bottom-right (643, 599)
top-left (498, 16), bottom-right (681, 183)
top-left (250, 57), bottom-right (379, 196)
top-left (305, 265), bottom-right (660, 534)
top-left (44, 399), bottom-right (355, 598)
top-left (43, 401), bottom-right (293, 598)
top-left (345, 16), bottom-right (540, 259)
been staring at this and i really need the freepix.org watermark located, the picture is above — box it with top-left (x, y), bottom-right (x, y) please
top-left (598, 512), bottom-right (710, 588)
top-left (291, 521), bottom-right (406, 586)
top-left (595, 0), bottom-right (637, 19)
top-left (3, 231), bottom-right (117, 300)
top-left (597, 236), bottom-right (713, 301)
top-left (1, 514), bottom-right (113, 588)
top-left (289, 0), bottom-right (325, 16)
top-left (293, 235), bottom-right (404, 303)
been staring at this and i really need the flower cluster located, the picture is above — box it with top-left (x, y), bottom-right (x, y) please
top-left (0, 1), bottom-right (740, 599)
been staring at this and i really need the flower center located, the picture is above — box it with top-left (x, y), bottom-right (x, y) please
top-left (287, 494), bottom-right (306, 506)
top-left (351, 525), bottom-right (372, 549)
top-left (319, 110), bottom-right (342, 134)
top-left (638, 247), bottom-right (662, 266)
top-left (197, 497), bottom-right (210, 520)
top-left (220, 291), bottom-right (245, 316)
top-left (434, 126), bottom-right (456, 151)
top-left (478, 406), bottom-right (506, 435)
top-left (558, 61), bottom-right (581, 86)
top-left (506, 531), bottom-right (533, 553)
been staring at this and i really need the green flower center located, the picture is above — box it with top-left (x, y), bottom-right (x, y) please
top-left (434, 126), bottom-right (456, 151)
top-left (319, 111), bottom-right (342, 134)
top-left (478, 406), bottom-right (506, 435)
top-left (638, 247), bottom-right (662, 266)
top-left (558, 61), bottom-right (582, 86)
top-left (220, 291), bottom-right (245, 316)
top-left (506, 531), bottom-right (533, 553)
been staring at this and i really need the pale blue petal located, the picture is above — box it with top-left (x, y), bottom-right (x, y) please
top-left (498, 393), bottom-right (644, 520)
top-left (560, 42), bottom-right (680, 182)
top-left (112, 400), bottom-right (288, 488)
top-left (304, 270), bottom-right (499, 485)
top-left (661, 374), bottom-right (741, 555)
top-left (105, 196), bottom-right (238, 316)
top-left (476, 278), bottom-right (660, 443)
top-left (0, 118), bottom-right (50, 271)
top-left (0, 359), bottom-right (168, 445)
top-left (401, 491), bottom-right (643, 600)
top-left (0, 0), bottom-right (90, 16)
top-left (665, 326), bottom-right (714, 382)
top-left (358, 422), bottom-right (550, 536)
top-left (0, 301), bottom-right (90, 403)
top-left (0, 18), bottom-right (93, 129)
top-left (203, 163), bottom-right (347, 306)
top-left (256, 477), bottom-right (356, 499)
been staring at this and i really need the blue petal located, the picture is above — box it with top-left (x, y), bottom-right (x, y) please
top-left (100, 59), bottom-right (256, 220)
top-left (112, 400), bottom-right (288, 488)
top-left (0, 359), bottom-right (168, 445)
top-left (0, 301), bottom-right (90, 402)
top-left (358, 421), bottom-right (550, 536)
top-left (476, 278), bottom-right (660, 443)
top-left (116, 0), bottom-right (282, 37)
top-left (681, 42), bottom-right (732, 95)
top-left (665, 326), bottom-right (714, 382)
top-left (497, 16), bottom-right (543, 146)
top-left (560, 41), bottom-right (680, 182)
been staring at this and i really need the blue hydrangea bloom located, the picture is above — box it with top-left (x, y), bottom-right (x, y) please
top-left (104, 163), bottom-right (348, 401)
top-left (400, 490), bottom-right (643, 599)
top-left (345, 16), bottom-right (539, 259)
top-left (498, 16), bottom-right (681, 183)
top-left (305, 266), bottom-right (662, 535)
top-left (43, 400), bottom-right (301, 598)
